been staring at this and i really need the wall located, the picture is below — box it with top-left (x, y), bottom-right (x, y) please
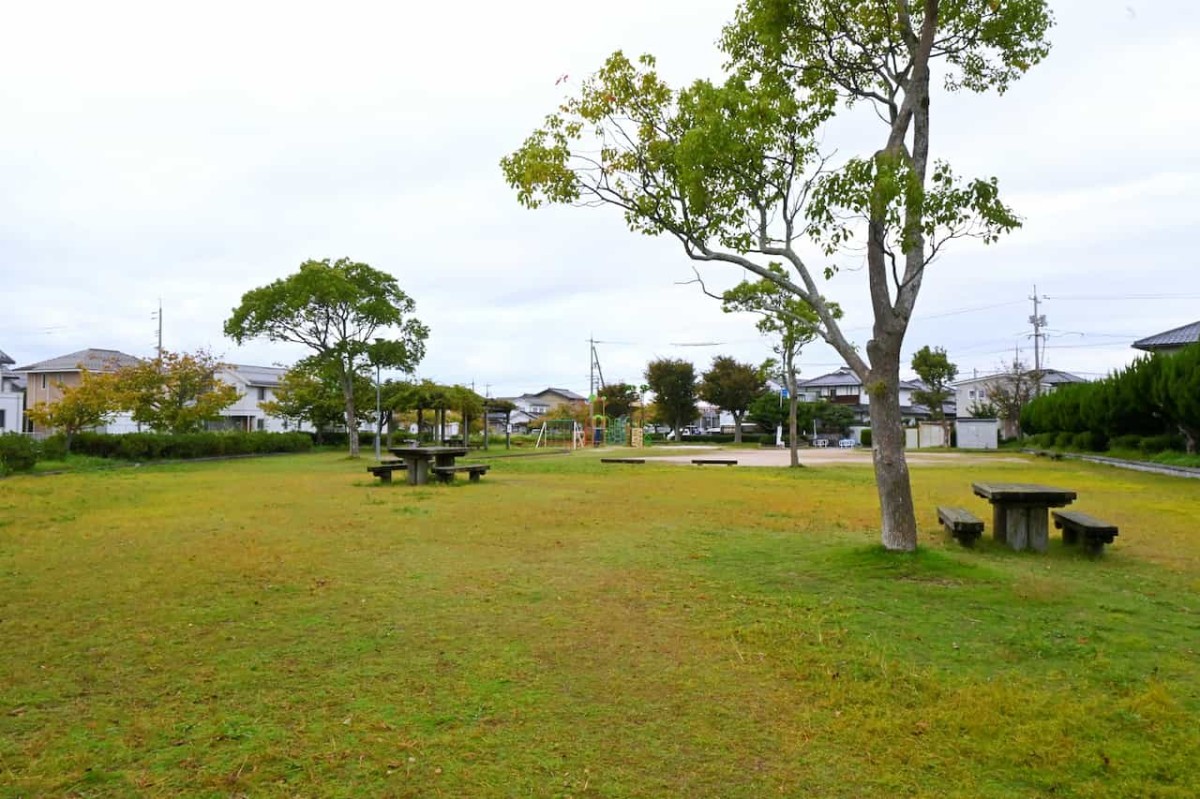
top-left (956, 419), bottom-right (999, 450)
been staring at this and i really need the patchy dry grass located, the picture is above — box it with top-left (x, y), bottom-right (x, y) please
top-left (1, 450), bottom-right (1197, 797)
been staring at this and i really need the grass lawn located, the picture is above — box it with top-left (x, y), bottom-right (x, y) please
top-left (1, 449), bottom-right (1197, 797)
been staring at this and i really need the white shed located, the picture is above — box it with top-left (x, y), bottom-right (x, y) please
top-left (955, 418), bottom-right (999, 450)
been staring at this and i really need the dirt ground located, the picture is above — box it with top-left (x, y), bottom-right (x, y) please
top-left (640, 446), bottom-right (1027, 467)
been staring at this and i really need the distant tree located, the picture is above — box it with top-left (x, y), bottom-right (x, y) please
top-left (699, 356), bottom-right (765, 444)
top-left (113, 349), bottom-right (240, 434)
top-left (645, 358), bottom-right (698, 438)
top-left (986, 358), bottom-right (1036, 438)
top-left (25, 370), bottom-right (121, 451)
top-left (224, 258), bottom-right (429, 457)
top-left (720, 265), bottom-right (829, 465)
top-left (968, 400), bottom-right (999, 419)
top-left (810, 401), bottom-right (856, 436)
top-left (1156, 344), bottom-right (1200, 453)
top-left (263, 363), bottom-right (374, 441)
top-left (598, 382), bottom-right (639, 419)
top-left (910, 346), bottom-right (958, 421)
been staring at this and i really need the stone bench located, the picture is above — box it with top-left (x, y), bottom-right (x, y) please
top-left (367, 461), bottom-right (407, 484)
top-left (1052, 510), bottom-right (1119, 555)
top-left (430, 463), bottom-right (491, 484)
top-left (692, 458), bottom-right (737, 466)
top-left (936, 506), bottom-right (985, 547)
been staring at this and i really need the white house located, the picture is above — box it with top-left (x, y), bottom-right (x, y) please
top-left (794, 367), bottom-right (945, 424)
top-left (953, 368), bottom-right (1087, 438)
top-left (0, 349), bottom-right (25, 434)
top-left (213, 364), bottom-right (311, 432)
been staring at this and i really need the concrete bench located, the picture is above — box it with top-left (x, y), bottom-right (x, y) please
top-left (1052, 510), bottom-right (1119, 555)
top-left (430, 463), bottom-right (491, 484)
top-left (692, 458), bottom-right (737, 466)
top-left (937, 506), bottom-right (985, 547)
top-left (601, 458), bottom-right (645, 464)
top-left (367, 461), bottom-right (407, 484)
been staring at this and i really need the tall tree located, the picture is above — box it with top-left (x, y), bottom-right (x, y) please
top-left (720, 264), bottom-right (829, 465)
top-left (24, 370), bottom-right (120, 451)
top-left (503, 2), bottom-right (1050, 550)
top-left (1155, 345), bottom-right (1200, 454)
top-left (910, 346), bottom-right (958, 442)
top-left (598, 382), bottom-right (640, 420)
top-left (699, 356), bottom-right (764, 444)
top-left (114, 349), bottom-right (240, 434)
top-left (645, 358), bottom-right (698, 439)
top-left (224, 258), bottom-right (429, 457)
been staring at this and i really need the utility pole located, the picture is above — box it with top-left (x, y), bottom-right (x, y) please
top-left (151, 299), bottom-right (163, 361)
top-left (1028, 285), bottom-right (1047, 396)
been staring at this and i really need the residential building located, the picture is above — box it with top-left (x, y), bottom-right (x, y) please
top-left (953, 368), bottom-right (1087, 438)
top-left (1132, 321), bottom-right (1200, 355)
top-left (0, 349), bottom-right (25, 434)
top-left (211, 364), bottom-right (310, 433)
top-left (496, 387), bottom-right (587, 421)
top-left (794, 367), bottom-right (940, 425)
top-left (13, 348), bottom-right (143, 435)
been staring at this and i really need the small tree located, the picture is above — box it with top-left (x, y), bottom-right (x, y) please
top-left (986, 358), bottom-right (1036, 439)
top-left (262, 363), bottom-right (371, 441)
top-left (114, 350), bottom-right (240, 434)
top-left (224, 258), bottom-right (429, 457)
top-left (910, 345), bottom-right (958, 445)
top-left (598, 382), bottom-right (640, 420)
top-left (645, 358), bottom-right (698, 438)
top-left (719, 264), bottom-right (827, 465)
top-left (699, 356), bottom-right (764, 444)
top-left (25, 370), bottom-right (120, 451)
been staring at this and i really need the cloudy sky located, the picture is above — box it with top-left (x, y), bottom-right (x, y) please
top-left (4, 0), bottom-right (1197, 396)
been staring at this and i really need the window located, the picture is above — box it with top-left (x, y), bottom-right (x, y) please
top-left (0, 409), bottom-right (5, 429)
top-left (256, 418), bottom-right (265, 431)
top-left (257, 387), bottom-right (267, 401)
top-left (968, 389), bottom-right (977, 400)
top-left (41, 374), bottom-right (47, 389)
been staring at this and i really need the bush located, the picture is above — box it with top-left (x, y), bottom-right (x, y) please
top-left (0, 433), bottom-right (39, 475)
top-left (860, 429), bottom-right (872, 447)
top-left (1054, 431), bottom-right (1075, 449)
top-left (1072, 431), bottom-right (1108, 452)
top-left (1140, 434), bottom-right (1185, 455)
top-left (67, 431), bottom-right (314, 461)
top-left (1109, 434), bottom-right (1142, 452)
top-left (39, 435), bottom-right (69, 461)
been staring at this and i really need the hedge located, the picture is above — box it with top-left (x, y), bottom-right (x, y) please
top-left (0, 434), bottom-right (38, 476)
top-left (67, 431), bottom-right (313, 461)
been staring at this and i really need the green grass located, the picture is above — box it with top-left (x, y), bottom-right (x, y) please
top-left (1, 450), bottom-right (1197, 797)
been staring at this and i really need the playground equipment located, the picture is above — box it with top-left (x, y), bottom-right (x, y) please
top-left (535, 419), bottom-right (582, 450)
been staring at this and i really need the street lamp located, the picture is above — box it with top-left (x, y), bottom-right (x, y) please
top-left (373, 338), bottom-right (383, 462)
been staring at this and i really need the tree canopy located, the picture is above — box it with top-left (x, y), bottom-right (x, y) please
top-left (502, 1), bottom-right (1052, 550)
top-left (598, 382), bottom-right (640, 420)
top-left (910, 346), bottom-right (958, 422)
top-left (224, 258), bottom-right (429, 457)
top-left (644, 358), bottom-right (698, 436)
top-left (699, 356), bottom-right (764, 443)
top-left (115, 350), bottom-right (240, 434)
top-left (25, 370), bottom-right (120, 449)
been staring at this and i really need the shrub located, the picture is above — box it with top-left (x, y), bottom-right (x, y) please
top-left (1054, 431), bottom-right (1075, 449)
top-left (1072, 431), bottom-right (1107, 452)
top-left (1109, 434), bottom-right (1142, 452)
top-left (39, 435), bottom-right (69, 461)
top-left (0, 433), bottom-right (39, 475)
top-left (68, 431), bottom-right (313, 461)
top-left (861, 429), bottom-right (872, 447)
top-left (1140, 434), bottom-right (1184, 455)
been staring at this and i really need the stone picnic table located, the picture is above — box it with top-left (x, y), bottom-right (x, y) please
top-left (388, 446), bottom-right (469, 486)
top-left (971, 482), bottom-right (1078, 552)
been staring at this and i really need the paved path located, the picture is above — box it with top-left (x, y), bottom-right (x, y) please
top-left (640, 447), bottom-right (1027, 468)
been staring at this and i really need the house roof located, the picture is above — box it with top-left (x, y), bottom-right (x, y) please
top-left (223, 364), bottom-right (288, 387)
top-left (535, 387), bottom-right (586, 401)
top-left (0, 349), bottom-right (13, 366)
top-left (1132, 320), bottom-right (1200, 352)
top-left (953, 368), bottom-right (1086, 387)
top-left (797, 367), bottom-right (924, 391)
top-left (13, 348), bottom-right (142, 373)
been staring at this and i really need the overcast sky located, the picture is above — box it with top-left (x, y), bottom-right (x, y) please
top-left (4, 0), bottom-right (1198, 396)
